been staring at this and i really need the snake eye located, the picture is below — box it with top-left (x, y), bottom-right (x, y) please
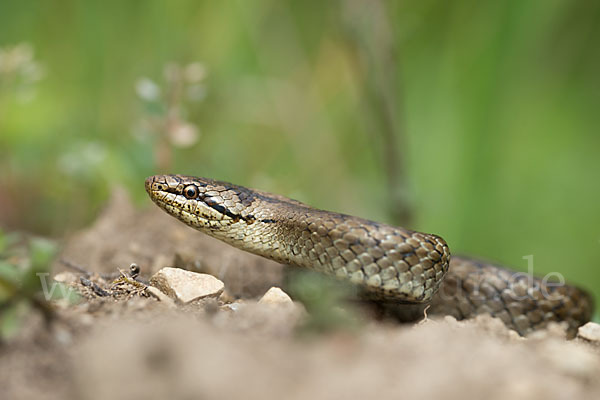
top-left (183, 185), bottom-right (198, 199)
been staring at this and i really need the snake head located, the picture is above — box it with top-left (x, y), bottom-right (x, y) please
top-left (145, 174), bottom-right (256, 231)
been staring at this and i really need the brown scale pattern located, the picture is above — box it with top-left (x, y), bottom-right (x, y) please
top-left (429, 256), bottom-right (593, 337)
top-left (145, 175), bottom-right (593, 336)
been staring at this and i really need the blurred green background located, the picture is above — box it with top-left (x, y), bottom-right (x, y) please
top-left (0, 0), bottom-right (598, 304)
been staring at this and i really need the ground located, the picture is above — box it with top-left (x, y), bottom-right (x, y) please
top-left (1, 189), bottom-right (598, 400)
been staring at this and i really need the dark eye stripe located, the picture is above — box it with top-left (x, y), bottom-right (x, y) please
top-left (200, 196), bottom-right (255, 223)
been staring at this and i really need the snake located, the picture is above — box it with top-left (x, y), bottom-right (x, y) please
top-left (145, 174), bottom-right (593, 337)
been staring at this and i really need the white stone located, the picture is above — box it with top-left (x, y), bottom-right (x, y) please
top-left (53, 271), bottom-right (78, 284)
top-left (578, 322), bottom-right (600, 343)
top-left (258, 287), bottom-right (293, 306)
top-left (150, 267), bottom-right (224, 304)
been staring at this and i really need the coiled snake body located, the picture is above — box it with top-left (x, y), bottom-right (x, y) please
top-left (146, 175), bottom-right (593, 337)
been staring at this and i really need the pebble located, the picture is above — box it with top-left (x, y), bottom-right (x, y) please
top-left (53, 271), bottom-right (79, 284)
top-left (577, 322), bottom-right (600, 344)
top-left (258, 287), bottom-right (293, 306)
top-left (150, 267), bottom-right (224, 304)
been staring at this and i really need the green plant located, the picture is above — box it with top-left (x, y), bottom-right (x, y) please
top-left (287, 269), bottom-right (363, 335)
top-left (0, 229), bottom-right (79, 341)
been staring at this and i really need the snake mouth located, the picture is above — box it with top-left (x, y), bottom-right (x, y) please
top-left (145, 175), bottom-right (187, 215)
top-left (144, 176), bottom-right (154, 194)
top-left (144, 175), bottom-right (185, 202)
top-left (145, 175), bottom-right (168, 199)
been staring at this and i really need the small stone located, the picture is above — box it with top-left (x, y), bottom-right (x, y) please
top-left (146, 286), bottom-right (177, 308)
top-left (53, 272), bottom-right (78, 284)
top-left (150, 267), bottom-right (224, 304)
top-left (578, 322), bottom-right (600, 343)
top-left (258, 287), bottom-right (293, 306)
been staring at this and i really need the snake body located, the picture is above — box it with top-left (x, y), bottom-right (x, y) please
top-left (145, 175), bottom-right (593, 336)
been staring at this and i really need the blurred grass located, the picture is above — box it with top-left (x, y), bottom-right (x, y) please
top-left (0, 0), bottom-right (598, 308)
top-left (287, 269), bottom-right (363, 335)
top-left (0, 229), bottom-right (79, 340)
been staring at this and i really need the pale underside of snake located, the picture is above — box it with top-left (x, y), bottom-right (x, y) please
top-left (145, 175), bottom-right (593, 337)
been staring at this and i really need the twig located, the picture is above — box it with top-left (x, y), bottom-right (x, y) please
top-left (79, 277), bottom-right (111, 297)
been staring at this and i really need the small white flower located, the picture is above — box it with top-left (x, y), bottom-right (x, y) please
top-left (135, 77), bottom-right (161, 101)
top-left (168, 122), bottom-right (200, 148)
